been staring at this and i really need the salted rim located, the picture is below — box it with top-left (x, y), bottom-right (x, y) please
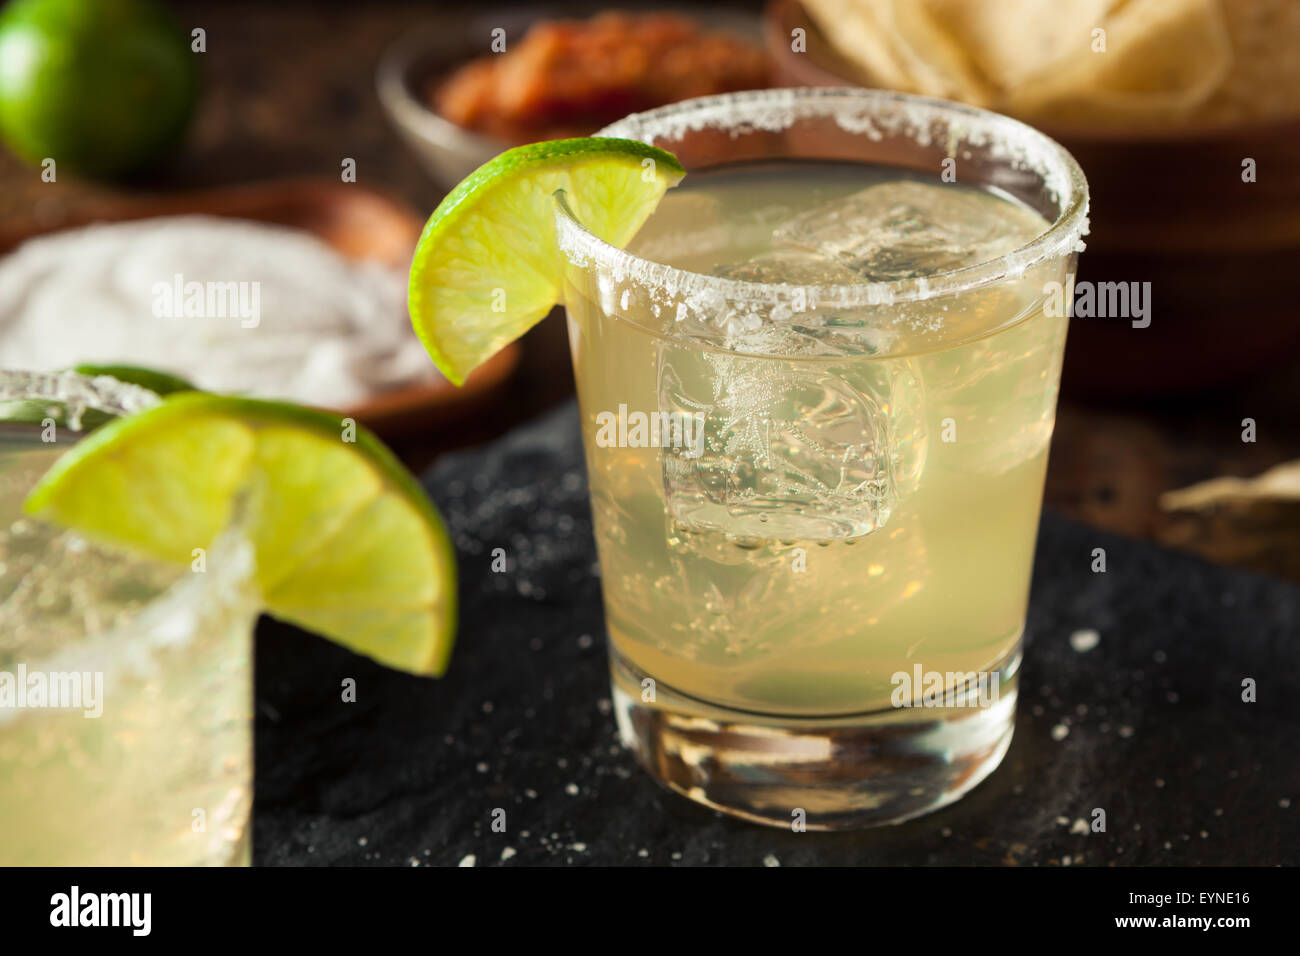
top-left (0, 368), bottom-right (161, 423)
top-left (554, 87), bottom-right (1090, 310)
top-left (0, 369), bottom-right (257, 678)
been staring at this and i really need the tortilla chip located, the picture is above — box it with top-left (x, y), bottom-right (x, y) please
top-left (803, 0), bottom-right (918, 91)
top-left (802, 0), bottom-right (1293, 130)
top-left (1195, 0), bottom-right (1300, 124)
top-left (881, 0), bottom-right (996, 105)
top-left (922, 0), bottom-right (1121, 94)
top-left (1005, 0), bottom-right (1233, 126)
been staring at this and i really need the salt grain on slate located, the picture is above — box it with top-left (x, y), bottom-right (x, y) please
top-left (1069, 629), bottom-right (1100, 653)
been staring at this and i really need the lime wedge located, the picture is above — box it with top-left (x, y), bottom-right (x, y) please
top-left (408, 137), bottom-right (684, 385)
top-left (24, 392), bottom-right (457, 676)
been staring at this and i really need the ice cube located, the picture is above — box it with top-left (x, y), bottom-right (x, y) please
top-left (775, 180), bottom-right (1045, 281)
top-left (657, 343), bottom-right (927, 541)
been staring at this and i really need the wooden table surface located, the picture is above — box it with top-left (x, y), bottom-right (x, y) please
top-left (2, 1), bottom-right (1296, 583)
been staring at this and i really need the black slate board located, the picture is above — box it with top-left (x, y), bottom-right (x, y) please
top-left (253, 401), bottom-right (1299, 866)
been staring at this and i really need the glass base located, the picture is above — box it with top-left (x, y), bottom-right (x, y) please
top-left (610, 643), bottom-right (1019, 830)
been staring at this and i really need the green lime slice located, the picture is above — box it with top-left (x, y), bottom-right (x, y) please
top-left (408, 136), bottom-right (684, 385)
top-left (24, 392), bottom-right (457, 676)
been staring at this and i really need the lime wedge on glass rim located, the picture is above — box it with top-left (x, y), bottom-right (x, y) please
top-left (408, 137), bottom-right (685, 385)
top-left (23, 391), bottom-right (457, 676)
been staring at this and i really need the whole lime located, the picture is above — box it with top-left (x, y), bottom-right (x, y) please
top-left (0, 0), bottom-right (197, 177)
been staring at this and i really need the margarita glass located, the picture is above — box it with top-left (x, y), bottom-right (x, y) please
top-left (556, 88), bottom-right (1088, 828)
top-left (0, 370), bottom-right (259, 864)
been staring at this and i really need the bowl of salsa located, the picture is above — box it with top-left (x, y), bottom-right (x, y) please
top-left (377, 8), bottom-right (770, 190)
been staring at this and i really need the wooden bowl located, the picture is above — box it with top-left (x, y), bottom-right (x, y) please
top-left (0, 178), bottom-right (519, 436)
top-left (765, 0), bottom-right (1300, 396)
